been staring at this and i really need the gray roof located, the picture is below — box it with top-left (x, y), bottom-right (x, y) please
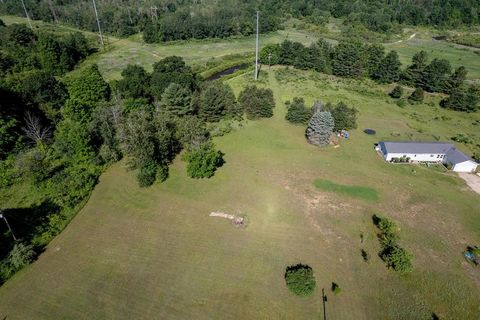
top-left (379, 141), bottom-right (453, 155)
top-left (446, 147), bottom-right (472, 164)
top-left (379, 141), bottom-right (476, 164)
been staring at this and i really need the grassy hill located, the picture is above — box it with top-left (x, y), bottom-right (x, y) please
top-left (0, 67), bottom-right (479, 319)
top-left (0, 15), bottom-right (479, 319)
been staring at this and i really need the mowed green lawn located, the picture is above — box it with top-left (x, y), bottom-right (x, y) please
top-left (0, 67), bottom-right (479, 319)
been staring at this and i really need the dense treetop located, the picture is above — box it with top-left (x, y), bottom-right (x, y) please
top-left (1, 0), bottom-right (479, 40)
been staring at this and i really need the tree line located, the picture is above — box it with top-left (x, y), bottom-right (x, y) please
top-left (1, 0), bottom-right (479, 39)
top-left (261, 39), bottom-right (480, 112)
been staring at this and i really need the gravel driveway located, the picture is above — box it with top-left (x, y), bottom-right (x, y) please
top-left (458, 172), bottom-right (480, 195)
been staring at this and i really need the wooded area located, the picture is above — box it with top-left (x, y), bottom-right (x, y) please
top-left (1, 0), bottom-right (479, 39)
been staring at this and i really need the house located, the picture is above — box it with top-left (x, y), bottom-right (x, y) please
top-left (376, 141), bottom-right (478, 173)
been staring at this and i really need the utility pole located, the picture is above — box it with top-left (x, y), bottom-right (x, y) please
top-left (150, 6), bottom-right (158, 21)
top-left (20, 0), bottom-right (33, 29)
top-left (0, 212), bottom-right (17, 241)
top-left (47, 0), bottom-right (59, 24)
top-left (92, 0), bottom-right (105, 48)
top-left (254, 11), bottom-right (259, 81)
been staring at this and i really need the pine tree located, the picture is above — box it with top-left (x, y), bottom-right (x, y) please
top-left (419, 58), bottom-right (451, 93)
top-left (305, 111), bottom-right (334, 146)
top-left (372, 50), bottom-right (401, 83)
top-left (366, 44), bottom-right (385, 78)
top-left (312, 100), bottom-right (323, 114)
top-left (160, 83), bottom-right (193, 116)
top-left (332, 41), bottom-right (367, 79)
top-left (401, 51), bottom-right (428, 86)
top-left (390, 85), bottom-right (403, 98)
top-left (199, 81), bottom-right (237, 122)
top-left (445, 66), bottom-right (468, 94)
top-left (238, 85), bottom-right (275, 120)
top-left (440, 86), bottom-right (480, 112)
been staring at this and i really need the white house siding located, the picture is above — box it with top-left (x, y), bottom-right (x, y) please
top-left (452, 161), bottom-right (478, 173)
top-left (384, 152), bottom-right (445, 162)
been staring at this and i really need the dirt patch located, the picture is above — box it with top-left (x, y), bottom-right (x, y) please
top-left (458, 173), bottom-right (480, 195)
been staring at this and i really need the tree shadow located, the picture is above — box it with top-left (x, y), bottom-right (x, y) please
top-left (0, 199), bottom-right (61, 259)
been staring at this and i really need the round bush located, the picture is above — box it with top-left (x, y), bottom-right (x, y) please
top-left (284, 264), bottom-right (316, 296)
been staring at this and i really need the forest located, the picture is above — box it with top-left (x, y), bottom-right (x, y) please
top-left (1, 0), bottom-right (479, 39)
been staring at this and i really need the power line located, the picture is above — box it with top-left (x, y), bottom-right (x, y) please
top-left (20, 0), bottom-right (33, 29)
top-left (92, 0), bottom-right (105, 48)
top-left (254, 11), bottom-right (259, 81)
top-left (0, 211), bottom-right (17, 241)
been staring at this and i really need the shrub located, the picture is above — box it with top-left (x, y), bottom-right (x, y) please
top-left (184, 142), bottom-right (224, 178)
top-left (373, 214), bottom-right (413, 274)
top-left (331, 282), bottom-right (341, 294)
top-left (361, 249), bottom-right (370, 262)
top-left (285, 97), bottom-right (312, 124)
top-left (137, 161), bottom-right (157, 187)
top-left (380, 244), bottom-right (413, 274)
top-left (473, 152), bottom-right (480, 162)
top-left (324, 101), bottom-right (358, 131)
top-left (408, 88), bottom-right (424, 103)
top-left (0, 243), bottom-right (35, 283)
top-left (396, 99), bottom-right (407, 108)
top-left (284, 264), bottom-right (316, 296)
top-left (390, 85), bottom-right (403, 98)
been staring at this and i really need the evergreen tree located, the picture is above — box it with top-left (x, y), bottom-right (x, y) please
top-left (238, 85), bottom-right (275, 120)
top-left (366, 44), bottom-right (385, 78)
top-left (408, 88), bottom-right (424, 103)
top-left (419, 58), bottom-right (451, 92)
top-left (285, 97), bottom-right (311, 124)
top-left (306, 111), bottom-right (334, 146)
top-left (332, 41), bottom-right (366, 79)
top-left (401, 51), bottom-right (428, 86)
top-left (390, 85), bottom-right (403, 98)
top-left (440, 86), bottom-right (480, 112)
top-left (372, 50), bottom-right (401, 83)
top-left (199, 81), bottom-right (238, 122)
top-left (160, 83), bottom-right (193, 116)
top-left (445, 66), bottom-right (467, 94)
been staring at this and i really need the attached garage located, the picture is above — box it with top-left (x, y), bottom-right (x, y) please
top-left (446, 147), bottom-right (478, 173)
top-left (451, 160), bottom-right (478, 173)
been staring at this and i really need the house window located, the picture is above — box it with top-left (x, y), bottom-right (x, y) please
top-left (414, 155), bottom-right (417, 157)
top-left (430, 154), bottom-right (434, 157)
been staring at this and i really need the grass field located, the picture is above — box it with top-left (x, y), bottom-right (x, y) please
top-left (1, 15), bottom-right (480, 319)
top-left (0, 66), bottom-right (479, 319)
top-left (313, 179), bottom-right (379, 202)
top-left (385, 33), bottom-right (480, 81)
